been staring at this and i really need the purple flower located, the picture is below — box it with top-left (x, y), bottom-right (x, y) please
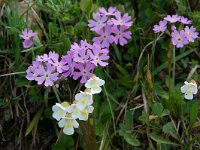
top-left (61, 51), bottom-right (75, 77)
top-left (89, 43), bottom-right (109, 67)
top-left (88, 12), bottom-right (108, 31)
top-left (171, 30), bottom-right (188, 48)
top-left (179, 16), bottom-right (192, 24)
top-left (36, 54), bottom-right (50, 62)
top-left (184, 26), bottom-right (198, 42)
top-left (26, 61), bottom-right (41, 80)
top-left (48, 52), bottom-right (69, 73)
top-left (72, 62), bottom-right (95, 83)
top-left (153, 20), bottom-right (168, 33)
top-left (111, 26), bottom-right (132, 46)
top-left (112, 12), bottom-right (133, 27)
top-left (164, 15), bottom-right (180, 23)
top-left (23, 39), bottom-right (33, 48)
top-left (73, 49), bottom-right (90, 63)
top-left (35, 63), bottom-right (58, 87)
top-left (93, 25), bottom-right (114, 48)
top-left (19, 28), bottom-right (37, 40)
top-left (171, 25), bottom-right (177, 32)
top-left (99, 7), bottom-right (116, 16)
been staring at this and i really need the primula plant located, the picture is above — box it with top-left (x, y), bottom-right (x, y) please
top-left (1, 0), bottom-right (200, 150)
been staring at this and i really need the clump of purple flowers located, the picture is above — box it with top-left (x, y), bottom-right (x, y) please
top-left (26, 51), bottom-right (68, 87)
top-left (26, 40), bottom-right (109, 86)
top-left (153, 15), bottom-right (198, 48)
top-left (19, 29), bottom-right (38, 48)
top-left (63, 40), bottom-right (109, 83)
top-left (88, 7), bottom-right (133, 47)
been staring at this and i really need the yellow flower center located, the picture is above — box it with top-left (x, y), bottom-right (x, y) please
top-left (65, 123), bottom-right (72, 128)
top-left (81, 109), bottom-right (87, 115)
top-left (81, 99), bottom-right (86, 104)
top-left (187, 87), bottom-right (193, 94)
top-left (92, 85), bottom-right (98, 89)
top-left (58, 111), bottom-right (64, 115)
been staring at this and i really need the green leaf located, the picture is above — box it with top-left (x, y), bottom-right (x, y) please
top-left (113, 44), bottom-right (122, 64)
top-left (25, 107), bottom-right (44, 136)
top-left (114, 63), bottom-right (130, 77)
top-left (152, 103), bottom-right (163, 117)
top-left (189, 101), bottom-right (199, 127)
top-left (139, 111), bottom-right (148, 123)
top-left (150, 134), bottom-right (179, 146)
top-left (124, 133), bottom-right (140, 146)
top-left (163, 122), bottom-right (179, 140)
top-left (161, 109), bottom-right (170, 117)
top-left (80, 0), bottom-right (92, 13)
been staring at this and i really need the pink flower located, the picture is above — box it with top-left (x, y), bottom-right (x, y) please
top-left (171, 30), bottom-right (188, 48)
top-left (179, 16), bottom-right (192, 24)
top-left (111, 26), bottom-right (132, 46)
top-left (93, 25), bottom-right (114, 48)
top-left (164, 15), bottom-right (180, 23)
top-left (99, 7), bottom-right (116, 16)
top-left (112, 12), bottom-right (133, 27)
top-left (23, 39), bottom-right (33, 48)
top-left (89, 43), bottom-right (109, 67)
top-left (35, 63), bottom-right (58, 87)
top-left (73, 62), bottom-right (95, 83)
top-left (88, 12), bottom-right (108, 31)
top-left (153, 20), bottom-right (168, 33)
top-left (19, 28), bottom-right (37, 40)
top-left (184, 26), bottom-right (198, 42)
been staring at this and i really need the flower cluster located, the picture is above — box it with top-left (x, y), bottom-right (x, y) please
top-left (26, 40), bottom-right (109, 85)
top-left (88, 7), bottom-right (133, 47)
top-left (26, 51), bottom-right (68, 87)
top-left (19, 28), bottom-right (37, 48)
top-left (181, 80), bottom-right (198, 100)
top-left (61, 40), bottom-right (109, 83)
top-left (153, 14), bottom-right (198, 48)
top-left (52, 76), bottom-right (105, 135)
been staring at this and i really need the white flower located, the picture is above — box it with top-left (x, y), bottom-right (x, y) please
top-left (181, 81), bottom-right (198, 100)
top-left (68, 104), bottom-right (81, 119)
top-left (52, 102), bottom-right (69, 121)
top-left (58, 116), bottom-right (79, 135)
top-left (85, 77), bottom-right (105, 94)
top-left (79, 105), bottom-right (94, 121)
top-left (75, 92), bottom-right (93, 110)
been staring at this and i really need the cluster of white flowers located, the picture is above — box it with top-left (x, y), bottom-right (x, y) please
top-left (181, 80), bottom-right (198, 100)
top-left (52, 76), bottom-right (105, 135)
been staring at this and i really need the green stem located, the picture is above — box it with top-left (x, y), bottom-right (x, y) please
top-left (167, 43), bottom-right (173, 91)
top-left (172, 46), bottom-right (176, 87)
top-left (92, 110), bottom-right (96, 149)
top-left (53, 86), bottom-right (61, 103)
